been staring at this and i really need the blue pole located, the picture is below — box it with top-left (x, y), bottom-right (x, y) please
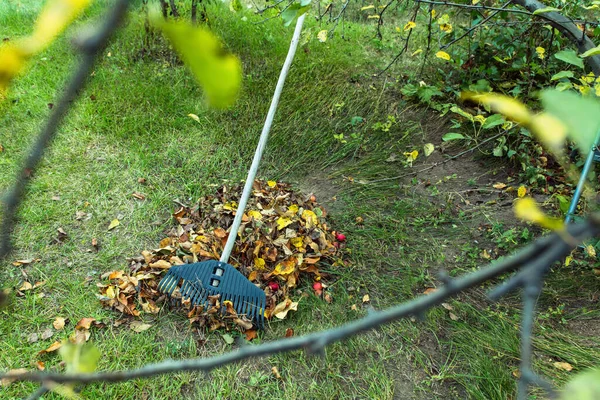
top-left (565, 128), bottom-right (600, 223)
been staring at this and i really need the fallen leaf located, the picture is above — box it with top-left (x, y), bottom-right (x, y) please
top-left (449, 312), bottom-right (459, 321)
top-left (70, 329), bottom-right (91, 344)
top-left (41, 328), bottom-right (53, 340)
top-left (130, 321), bottom-right (152, 333)
top-left (423, 143), bottom-right (435, 157)
top-left (441, 303), bottom-right (453, 311)
top-left (188, 113), bottom-right (200, 122)
top-left (28, 332), bottom-right (39, 343)
top-left (272, 298), bottom-right (299, 319)
top-left (75, 318), bottom-right (96, 330)
top-left (493, 183), bottom-right (507, 189)
top-left (517, 186), bottom-right (527, 198)
top-left (38, 340), bottom-right (62, 355)
top-left (149, 260), bottom-right (171, 269)
top-left (271, 366), bottom-right (282, 379)
top-left (132, 192), bottom-right (146, 200)
top-left (1, 368), bottom-right (28, 387)
top-left (285, 328), bottom-right (294, 337)
top-left (36, 361), bottom-right (45, 371)
top-left (553, 361), bottom-right (573, 371)
top-left (222, 333), bottom-right (235, 344)
top-left (317, 30), bottom-right (328, 43)
top-left (423, 288), bottom-right (437, 295)
top-left (362, 294), bottom-right (370, 303)
top-left (19, 282), bottom-right (33, 291)
top-left (108, 219), bottom-right (120, 230)
top-left (53, 317), bottom-right (66, 330)
top-left (245, 330), bottom-right (258, 341)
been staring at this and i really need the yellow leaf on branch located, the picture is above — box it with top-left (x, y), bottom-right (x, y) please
top-left (514, 197), bottom-right (563, 231)
top-left (403, 21), bottom-right (416, 31)
top-left (461, 92), bottom-right (532, 125)
top-left (435, 51), bottom-right (451, 61)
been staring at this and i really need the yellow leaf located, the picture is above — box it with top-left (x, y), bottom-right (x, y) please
top-left (317, 30), bottom-right (328, 43)
top-left (248, 210), bottom-right (262, 220)
top-left (514, 197), bottom-right (563, 231)
top-left (272, 298), bottom-right (299, 319)
top-left (107, 219), bottom-right (120, 230)
top-left (411, 49), bottom-right (423, 56)
top-left (461, 92), bottom-right (532, 125)
top-left (362, 294), bottom-right (370, 303)
top-left (517, 186), bottom-right (527, 198)
top-left (302, 209), bottom-right (318, 228)
top-left (435, 51), bottom-right (451, 61)
top-left (529, 113), bottom-right (567, 153)
top-left (585, 244), bottom-right (596, 258)
top-left (474, 115), bottom-right (486, 124)
top-left (267, 180), bottom-right (277, 187)
top-left (254, 257), bottom-right (266, 270)
top-left (423, 143), bottom-right (435, 157)
top-left (553, 361), bottom-right (573, 371)
top-left (403, 21), bottom-right (416, 31)
top-left (290, 237), bottom-right (303, 248)
top-left (431, 9), bottom-right (437, 18)
top-left (105, 285), bottom-right (116, 299)
top-left (404, 150), bottom-right (419, 161)
top-left (536, 46), bottom-right (545, 60)
top-left (360, 5), bottom-right (375, 10)
top-left (188, 113), bottom-right (200, 122)
top-left (472, 0), bottom-right (480, 4)
top-left (493, 183), bottom-right (507, 189)
top-left (152, 12), bottom-right (242, 108)
top-left (367, 15), bottom-right (380, 19)
top-left (273, 261), bottom-right (296, 276)
top-left (439, 23), bottom-right (453, 33)
top-left (276, 217), bottom-right (293, 230)
top-left (28, 0), bottom-right (92, 53)
top-left (0, 45), bottom-right (29, 96)
top-left (288, 204), bottom-right (299, 214)
top-left (564, 255), bottom-right (573, 267)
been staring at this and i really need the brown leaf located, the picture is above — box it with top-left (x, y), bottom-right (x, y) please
top-left (70, 328), bottom-right (90, 344)
top-left (19, 282), bottom-right (33, 291)
top-left (75, 317), bottom-right (96, 330)
top-left (285, 328), bottom-right (294, 337)
top-left (38, 340), bottom-right (62, 355)
top-left (213, 227), bottom-right (227, 238)
top-left (138, 177), bottom-right (147, 184)
top-left (449, 312), bottom-right (459, 321)
top-left (441, 303), bottom-right (453, 311)
top-left (36, 361), bottom-right (45, 371)
top-left (53, 317), bottom-right (66, 330)
top-left (28, 332), bottom-right (39, 343)
top-left (130, 321), bottom-right (152, 333)
top-left (245, 329), bottom-right (258, 341)
top-left (132, 192), bottom-right (146, 200)
top-left (41, 328), bottom-right (53, 340)
top-left (233, 317), bottom-right (253, 330)
top-left (271, 366), bottom-right (282, 380)
top-left (149, 260), bottom-right (171, 269)
top-left (1, 368), bottom-right (28, 387)
top-left (553, 361), bottom-right (573, 371)
top-left (423, 288), bottom-right (437, 295)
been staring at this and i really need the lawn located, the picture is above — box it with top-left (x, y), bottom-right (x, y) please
top-left (1, 1), bottom-right (599, 399)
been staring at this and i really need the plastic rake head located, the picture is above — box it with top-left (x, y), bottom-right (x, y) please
top-left (158, 260), bottom-right (266, 329)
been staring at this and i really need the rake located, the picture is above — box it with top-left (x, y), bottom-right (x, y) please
top-left (158, 15), bottom-right (307, 329)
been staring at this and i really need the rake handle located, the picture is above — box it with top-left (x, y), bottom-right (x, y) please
top-left (220, 14), bottom-right (306, 263)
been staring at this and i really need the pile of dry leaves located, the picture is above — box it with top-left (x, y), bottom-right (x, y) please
top-left (97, 180), bottom-right (346, 333)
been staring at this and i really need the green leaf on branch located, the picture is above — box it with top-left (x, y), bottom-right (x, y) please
top-left (281, 2), bottom-right (311, 27)
top-left (580, 46), bottom-right (600, 58)
top-left (554, 50), bottom-right (584, 69)
top-left (540, 90), bottom-right (600, 156)
top-left (442, 133), bottom-right (465, 141)
top-left (551, 71), bottom-right (574, 81)
top-left (151, 10), bottom-right (242, 108)
top-left (532, 7), bottom-right (560, 15)
top-left (482, 114), bottom-right (505, 130)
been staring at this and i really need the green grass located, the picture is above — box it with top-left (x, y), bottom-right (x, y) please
top-left (1, 1), bottom-right (600, 399)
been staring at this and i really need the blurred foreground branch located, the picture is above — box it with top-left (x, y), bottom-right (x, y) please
top-left (0, 0), bottom-right (129, 260)
top-left (3, 217), bottom-right (599, 399)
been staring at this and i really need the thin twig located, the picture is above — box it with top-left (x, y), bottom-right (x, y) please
top-left (413, 0), bottom-right (532, 15)
top-left (1, 219), bottom-right (597, 389)
top-left (0, 0), bottom-right (129, 260)
top-left (441, 1), bottom-right (513, 50)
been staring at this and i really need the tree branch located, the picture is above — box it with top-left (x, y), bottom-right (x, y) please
top-left (0, 0), bottom-right (129, 260)
top-left (2, 218), bottom-right (598, 393)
